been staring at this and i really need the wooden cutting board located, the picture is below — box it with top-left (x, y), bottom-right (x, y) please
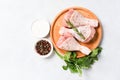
top-left (50, 7), bottom-right (102, 58)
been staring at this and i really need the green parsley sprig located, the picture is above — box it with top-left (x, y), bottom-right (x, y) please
top-left (54, 47), bottom-right (102, 76)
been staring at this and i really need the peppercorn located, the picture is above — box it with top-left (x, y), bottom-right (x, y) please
top-left (35, 40), bottom-right (51, 55)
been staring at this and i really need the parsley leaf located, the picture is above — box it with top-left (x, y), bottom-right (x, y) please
top-left (54, 47), bottom-right (102, 76)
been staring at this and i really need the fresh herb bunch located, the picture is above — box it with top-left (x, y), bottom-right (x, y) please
top-left (66, 20), bottom-right (85, 40)
top-left (54, 47), bottom-right (102, 76)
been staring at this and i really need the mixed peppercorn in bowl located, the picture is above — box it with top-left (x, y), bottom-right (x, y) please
top-left (35, 38), bottom-right (53, 58)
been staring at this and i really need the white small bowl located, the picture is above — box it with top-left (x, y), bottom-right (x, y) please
top-left (31, 19), bottom-right (50, 38)
top-left (35, 38), bottom-right (53, 58)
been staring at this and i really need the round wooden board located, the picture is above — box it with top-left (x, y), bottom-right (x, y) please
top-left (50, 7), bottom-right (102, 58)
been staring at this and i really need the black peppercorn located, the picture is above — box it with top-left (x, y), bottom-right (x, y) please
top-left (35, 40), bottom-right (51, 55)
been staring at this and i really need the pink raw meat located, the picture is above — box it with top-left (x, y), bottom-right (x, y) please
top-left (59, 25), bottom-right (96, 43)
top-left (63, 9), bottom-right (98, 28)
top-left (57, 35), bottom-right (91, 55)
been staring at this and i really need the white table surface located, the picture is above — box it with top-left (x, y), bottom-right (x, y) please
top-left (0, 0), bottom-right (120, 80)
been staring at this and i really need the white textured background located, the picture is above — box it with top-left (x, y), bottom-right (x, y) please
top-left (0, 0), bottom-right (120, 80)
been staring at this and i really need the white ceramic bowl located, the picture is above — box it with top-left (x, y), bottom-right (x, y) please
top-left (31, 19), bottom-right (50, 38)
top-left (35, 38), bottom-right (53, 58)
